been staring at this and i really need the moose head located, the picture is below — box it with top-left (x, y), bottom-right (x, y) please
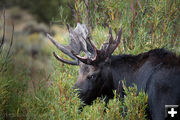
top-left (47, 23), bottom-right (122, 105)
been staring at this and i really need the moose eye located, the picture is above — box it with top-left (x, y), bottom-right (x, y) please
top-left (88, 75), bottom-right (95, 80)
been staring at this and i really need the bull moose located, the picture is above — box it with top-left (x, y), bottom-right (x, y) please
top-left (47, 23), bottom-right (180, 120)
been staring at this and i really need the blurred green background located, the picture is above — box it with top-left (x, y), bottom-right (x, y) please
top-left (0, 0), bottom-right (73, 23)
top-left (0, 0), bottom-right (179, 119)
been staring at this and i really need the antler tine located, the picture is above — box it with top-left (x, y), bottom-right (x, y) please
top-left (108, 27), bottom-right (113, 44)
top-left (87, 36), bottom-right (98, 52)
top-left (53, 52), bottom-right (79, 65)
top-left (47, 34), bottom-right (76, 59)
top-left (71, 50), bottom-right (93, 65)
top-left (86, 37), bottom-right (98, 61)
top-left (111, 27), bottom-right (122, 53)
top-left (105, 27), bottom-right (122, 56)
top-left (66, 24), bottom-right (70, 31)
top-left (115, 27), bottom-right (122, 44)
top-left (47, 33), bottom-right (79, 65)
top-left (66, 24), bottom-right (74, 34)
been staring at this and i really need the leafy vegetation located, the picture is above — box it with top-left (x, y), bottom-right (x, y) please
top-left (0, 0), bottom-right (73, 23)
top-left (0, 0), bottom-right (179, 119)
top-left (74, 0), bottom-right (179, 53)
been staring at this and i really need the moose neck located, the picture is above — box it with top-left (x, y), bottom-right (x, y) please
top-left (110, 54), bottom-right (141, 90)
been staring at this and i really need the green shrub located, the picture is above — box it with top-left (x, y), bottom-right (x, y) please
top-left (0, 1), bottom-right (179, 119)
top-left (0, 0), bottom-right (72, 23)
top-left (22, 62), bottom-right (148, 119)
top-left (74, 0), bottom-right (179, 53)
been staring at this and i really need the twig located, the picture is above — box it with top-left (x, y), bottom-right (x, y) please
top-left (83, 0), bottom-right (93, 30)
top-left (75, 0), bottom-right (80, 23)
top-left (6, 23), bottom-right (14, 58)
top-left (0, 9), bottom-right (5, 53)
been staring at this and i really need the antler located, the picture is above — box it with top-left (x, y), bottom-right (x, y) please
top-left (102, 27), bottom-right (122, 56)
top-left (47, 23), bottom-right (122, 65)
top-left (72, 27), bottom-right (122, 65)
top-left (47, 23), bottom-right (95, 65)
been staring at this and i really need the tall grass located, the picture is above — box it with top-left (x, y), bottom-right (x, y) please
top-left (0, 0), bottom-right (179, 119)
top-left (74, 0), bottom-right (179, 53)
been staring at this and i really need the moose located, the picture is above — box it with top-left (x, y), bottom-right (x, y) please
top-left (47, 23), bottom-right (180, 120)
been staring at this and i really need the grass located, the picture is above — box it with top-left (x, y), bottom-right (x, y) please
top-left (0, 0), bottom-right (180, 119)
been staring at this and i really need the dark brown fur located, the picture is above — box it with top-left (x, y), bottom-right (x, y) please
top-left (74, 48), bottom-right (180, 120)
